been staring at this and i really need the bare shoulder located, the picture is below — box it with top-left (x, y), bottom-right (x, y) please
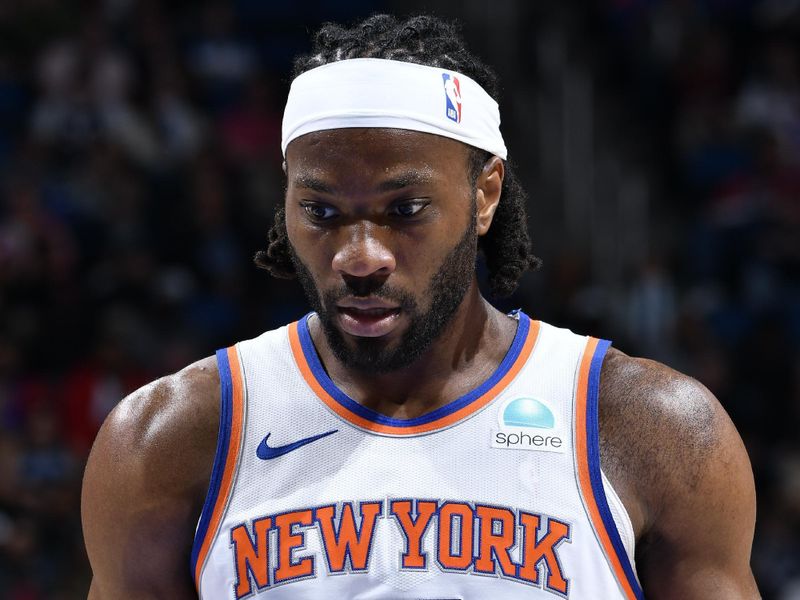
top-left (598, 348), bottom-right (759, 599)
top-left (97, 356), bottom-right (219, 471)
top-left (82, 356), bottom-right (220, 599)
top-left (598, 348), bottom-right (722, 530)
top-left (85, 355), bottom-right (220, 501)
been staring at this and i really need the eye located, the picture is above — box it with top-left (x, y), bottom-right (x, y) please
top-left (300, 202), bottom-right (338, 221)
top-left (391, 200), bottom-right (429, 218)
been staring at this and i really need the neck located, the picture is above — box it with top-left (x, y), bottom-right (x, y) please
top-left (308, 281), bottom-right (517, 419)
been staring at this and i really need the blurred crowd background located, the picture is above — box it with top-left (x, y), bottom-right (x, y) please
top-left (0, 0), bottom-right (798, 597)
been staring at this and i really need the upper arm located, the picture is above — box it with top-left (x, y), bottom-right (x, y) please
top-left (82, 357), bottom-right (219, 600)
top-left (600, 352), bottom-right (760, 599)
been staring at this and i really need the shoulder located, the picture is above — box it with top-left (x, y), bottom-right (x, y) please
top-left (598, 348), bottom-right (758, 596)
top-left (597, 347), bottom-right (746, 532)
top-left (89, 355), bottom-right (220, 490)
top-left (82, 356), bottom-right (220, 597)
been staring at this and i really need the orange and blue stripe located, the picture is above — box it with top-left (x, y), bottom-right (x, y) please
top-left (191, 346), bottom-right (246, 592)
top-left (289, 311), bottom-right (540, 436)
top-left (575, 337), bottom-right (644, 600)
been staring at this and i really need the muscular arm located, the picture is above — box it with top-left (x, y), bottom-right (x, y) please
top-left (82, 357), bottom-right (220, 599)
top-left (600, 349), bottom-right (759, 600)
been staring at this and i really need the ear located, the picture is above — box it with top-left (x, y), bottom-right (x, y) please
top-left (475, 156), bottom-right (504, 236)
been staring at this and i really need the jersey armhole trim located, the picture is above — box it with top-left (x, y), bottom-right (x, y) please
top-left (190, 346), bottom-right (246, 592)
top-left (575, 338), bottom-right (645, 600)
top-left (600, 469), bottom-right (637, 567)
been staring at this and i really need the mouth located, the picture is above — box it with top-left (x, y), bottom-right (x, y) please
top-left (336, 305), bottom-right (403, 338)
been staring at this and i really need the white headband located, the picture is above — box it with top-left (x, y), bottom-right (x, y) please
top-left (281, 58), bottom-right (507, 159)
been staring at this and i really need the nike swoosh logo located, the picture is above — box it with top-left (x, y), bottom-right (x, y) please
top-left (256, 429), bottom-right (338, 460)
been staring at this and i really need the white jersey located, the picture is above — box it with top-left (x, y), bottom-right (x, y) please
top-left (192, 311), bottom-right (644, 599)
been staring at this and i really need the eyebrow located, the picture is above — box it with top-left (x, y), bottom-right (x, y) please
top-left (292, 174), bottom-right (336, 194)
top-left (376, 171), bottom-right (435, 192)
top-left (292, 170), bottom-right (435, 195)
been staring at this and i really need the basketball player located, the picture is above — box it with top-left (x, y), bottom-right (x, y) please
top-left (82, 15), bottom-right (759, 599)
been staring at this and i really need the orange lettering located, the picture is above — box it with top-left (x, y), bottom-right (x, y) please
top-left (273, 510), bottom-right (314, 583)
top-left (475, 505), bottom-right (517, 576)
top-left (437, 502), bottom-right (474, 570)
top-left (315, 502), bottom-right (382, 572)
top-left (518, 512), bottom-right (570, 594)
top-left (231, 517), bottom-right (271, 598)
top-left (389, 499), bottom-right (437, 569)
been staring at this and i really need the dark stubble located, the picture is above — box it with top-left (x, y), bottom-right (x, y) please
top-left (290, 211), bottom-right (478, 374)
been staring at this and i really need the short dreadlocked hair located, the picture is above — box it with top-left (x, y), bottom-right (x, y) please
top-left (254, 13), bottom-right (541, 297)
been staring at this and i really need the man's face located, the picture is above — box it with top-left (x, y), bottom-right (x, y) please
top-left (284, 128), bottom-right (480, 373)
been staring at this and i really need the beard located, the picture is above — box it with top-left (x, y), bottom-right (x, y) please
top-left (290, 212), bottom-right (478, 374)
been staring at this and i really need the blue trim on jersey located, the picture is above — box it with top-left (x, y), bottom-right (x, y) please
top-left (190, 348), bottom-right (235, 575)
top-left (585, 339), bottom-right (645, 600)
top-left (297, 311), bottom-right (531, 428)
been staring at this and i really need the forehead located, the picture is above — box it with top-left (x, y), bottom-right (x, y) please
top-left (285, 128), bottom-right (471, 180)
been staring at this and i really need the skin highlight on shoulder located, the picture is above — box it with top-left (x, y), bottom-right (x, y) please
top-left (599, 348), bottom-right (719, 532)
top-left (82, 356), bottom-right (220, 599)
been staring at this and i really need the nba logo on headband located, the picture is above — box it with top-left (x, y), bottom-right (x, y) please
top-left (442, 73), bottom-right (462, 123)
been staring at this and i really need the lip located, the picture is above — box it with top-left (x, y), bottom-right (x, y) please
top-left (336, 300), bottom-right (403, 338)
top-left (336, 297), bottom-right (400, 311)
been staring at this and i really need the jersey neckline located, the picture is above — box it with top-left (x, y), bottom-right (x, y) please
top-left (287, 310), bottom-right (540, 436)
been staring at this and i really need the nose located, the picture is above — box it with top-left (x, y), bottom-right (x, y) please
top-left (331, 221), bottom-right (396, 280)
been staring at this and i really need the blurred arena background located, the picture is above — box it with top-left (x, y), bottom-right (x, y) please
top-left (0, 0), bottom-right (798, 597)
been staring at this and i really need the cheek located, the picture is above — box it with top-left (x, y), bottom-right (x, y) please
top-left (393, 231), bottom-right (456, 288)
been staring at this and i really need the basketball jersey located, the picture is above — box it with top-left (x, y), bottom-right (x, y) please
top-left (191, 311), bottom-right (644, 599)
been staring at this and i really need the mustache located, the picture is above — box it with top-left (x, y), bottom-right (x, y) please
top-left (322, 281), bottom-right (417, 311)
